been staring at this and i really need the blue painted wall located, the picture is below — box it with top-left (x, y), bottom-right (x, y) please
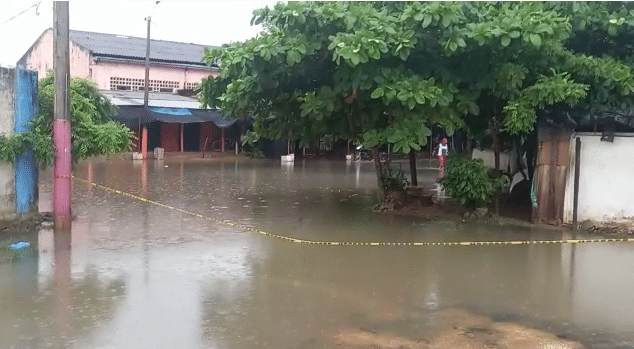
top-left (14, 69), bottom-right (38, 216)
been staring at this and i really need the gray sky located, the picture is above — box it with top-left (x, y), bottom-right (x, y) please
top-left (0, 0), bottom-right (279, 67)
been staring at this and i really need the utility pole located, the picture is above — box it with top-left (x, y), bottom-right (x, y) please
top-left (53, 1), bottom-right (72, 231)
top-left (572, 137), bottom-right (581, 230)
top-left (141, 15), bottom-right (151, 159)
top-left (142, 2), bottom-right (159, 159)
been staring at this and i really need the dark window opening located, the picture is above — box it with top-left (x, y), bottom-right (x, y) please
top-left (147, 122), bottom-right (161, 151)
top-left (183, 123), bottom-right (201, 151)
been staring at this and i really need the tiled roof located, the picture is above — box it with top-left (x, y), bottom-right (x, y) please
top-left (69, 30), bottom-right (213, 66)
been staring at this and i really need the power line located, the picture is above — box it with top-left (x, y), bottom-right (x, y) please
top-left (1, 1), bottom-right (41, 25)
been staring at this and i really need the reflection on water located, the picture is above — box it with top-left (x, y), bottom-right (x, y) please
top-left (0, 158), bottom-right (633, 348)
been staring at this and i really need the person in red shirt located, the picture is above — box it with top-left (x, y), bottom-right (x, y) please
top-left (435, 137), bottom-right (449, 178)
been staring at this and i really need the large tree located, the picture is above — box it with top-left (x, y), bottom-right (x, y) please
top-left (200, 1), bottom-right (634, 190)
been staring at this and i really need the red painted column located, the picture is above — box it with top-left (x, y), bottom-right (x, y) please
top-left (53, 119), bottom-right (72, 229)
top-left (142, 127), bottom-right (148, 159)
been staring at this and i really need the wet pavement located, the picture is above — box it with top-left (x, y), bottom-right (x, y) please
top-left (1, 158), bottom-right (634, 348)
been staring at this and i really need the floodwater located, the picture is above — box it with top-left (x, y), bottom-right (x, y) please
top-left (1, 157), bottom-right (634, 349)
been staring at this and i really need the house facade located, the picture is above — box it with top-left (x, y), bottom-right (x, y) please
top-left (17, 29), bottom-right (243, 154)
top-left (18, 28), bottom-right (217, 92)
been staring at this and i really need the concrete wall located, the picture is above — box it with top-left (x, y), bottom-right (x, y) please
top-left (0, 67), bottom-right (39, 221)
top-left (472, 149), bottom-right (513, 172)
top-left (563, 133), bottom-right (634, 223)
top-left (13, 69), bottom-right (39, 216)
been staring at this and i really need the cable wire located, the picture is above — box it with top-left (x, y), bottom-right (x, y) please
top-left (1, 2), bottom-right (41, 25)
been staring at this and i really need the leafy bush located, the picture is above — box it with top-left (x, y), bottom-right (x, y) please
top-left (439, 156), bottom-right (509, 211)
top-left (0, 73), bottom-right (134, 167)
top-left (245, 146), bottom-right (265, 159)
top-left (380, 166), bottom-right (409, 191)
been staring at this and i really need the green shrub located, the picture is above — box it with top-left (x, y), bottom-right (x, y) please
top-left (439, 156), bottom-right (509, 211)
top-left (246, 147), bottom-right (265, 159)
top-left (0, 73), bottom-right (134, 167)
top-left (381, 166), bottom-right (409, 191)
top-left (241, 141), bottom-right (265, 159)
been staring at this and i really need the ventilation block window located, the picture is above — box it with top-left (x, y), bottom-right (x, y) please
top-left (109, 77), bottom-right (180, 93)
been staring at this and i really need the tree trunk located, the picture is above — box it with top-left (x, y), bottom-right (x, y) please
top-left (409, 151), bottom-right (418, 186)
top-left (491, 127), bottom-right (501, 218)
top-left (492, 130), bottom-right (500, 171)
top-left (465, 135), bottom-right (473, 158)
top-left (373, 147), bottom-right (386, 197)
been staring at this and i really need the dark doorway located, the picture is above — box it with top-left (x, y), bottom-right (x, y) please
top-left (183, 123), bottom-right (201, 151)
top-left (147, 121), bottom-right (161, 151)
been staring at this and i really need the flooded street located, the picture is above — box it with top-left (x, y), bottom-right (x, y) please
top-left (2, 158), bottom-right (634, 348)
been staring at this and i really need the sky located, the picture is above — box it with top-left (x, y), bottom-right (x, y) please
top-left (0, 0), bottom-right (279, 67)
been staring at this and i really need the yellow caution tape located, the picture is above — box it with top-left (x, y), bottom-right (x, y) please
top-left (73, 176), bottom-right (634, 247)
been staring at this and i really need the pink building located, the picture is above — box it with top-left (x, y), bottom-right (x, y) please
top-left (18, 28), bottom-right (218, 91)
top-left (17, 29), bottom-right (243, 154)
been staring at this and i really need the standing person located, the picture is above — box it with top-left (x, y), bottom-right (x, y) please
top-left (436, 137), bottom-right (449, 178)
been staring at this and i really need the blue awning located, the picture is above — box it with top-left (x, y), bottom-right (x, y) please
top-left (149, 107), bottom-right (192, 116)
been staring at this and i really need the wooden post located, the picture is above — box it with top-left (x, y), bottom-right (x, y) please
top-left (549, 131), bottom-right (558, 222)
top-left (53, 1), bottom-right (72, 230)
top-left (572, 137), bottom-right (581, 229)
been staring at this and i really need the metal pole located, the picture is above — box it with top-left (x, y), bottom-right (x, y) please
top-left (142, 14), bottom-right (151, 159)
top-left (180, 123), bottom-right (184, 152)
top-left (53, 1), bottom-right (71, 231)
top-left (572, 137), bottom-right (581, 229)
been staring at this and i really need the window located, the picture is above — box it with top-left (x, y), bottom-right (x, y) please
top-left (185, 82), bottom-right (199, 90)
top-left (109, 77), bottom-right (180, 93)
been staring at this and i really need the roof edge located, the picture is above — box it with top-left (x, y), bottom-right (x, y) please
top-left (17, 28), bottom-right (54, 67)
top-left (69, 29), bottom-right (218, 50)
top-left (93, 55), bottom-right (218, 71)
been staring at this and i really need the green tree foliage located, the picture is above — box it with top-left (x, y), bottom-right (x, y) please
top-left (0, 73), bottom-right (134, 167)
top-left (201, 1), bottom-right (634, 149)
top-left (439, 156), bottom-right (509, 211)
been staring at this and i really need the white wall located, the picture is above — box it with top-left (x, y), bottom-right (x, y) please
top-left (564, 133), bottom-right (634, 223)
top-left (472, 149), bottom-right (512, 172)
